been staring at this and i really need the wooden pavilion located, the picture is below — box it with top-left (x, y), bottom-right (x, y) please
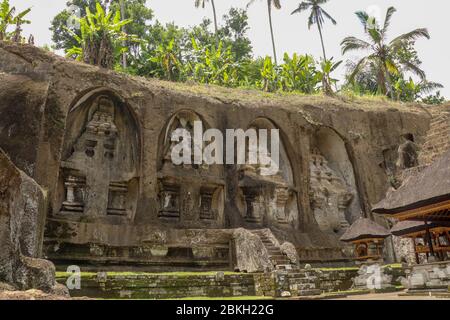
top-left (373, 150), bottom-right (450, 262)
top-left (340, 218), bottom-right (391, 262)
top-left (391, 221), bottom-right (450, 263)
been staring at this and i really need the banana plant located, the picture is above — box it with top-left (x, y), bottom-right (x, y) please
top-left (187, 37), bottom-right (240, 87)
top-left (260, 56), bottom-right (280, 92)
top-left (66, 2), bottom-right (134, 69)
top-left (149, 38), bottom-right (181, 81)
top-left (0, 0), bottom-right (31, 42)
top-left (316, 57), bottom-right (342, 95)
top-left (394, 77), bottom-right (443, 102)
top-left (279, 53), bottom-right (319, 93)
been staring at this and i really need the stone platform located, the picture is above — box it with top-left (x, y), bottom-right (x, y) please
top-left (54, 270), bottom-right (322, 299)
top-left (404, 261), bottom-right (450, 292)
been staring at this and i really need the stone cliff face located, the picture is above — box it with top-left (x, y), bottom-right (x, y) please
top-left (0, 42), bottom-right (433, 269)
top-left (0, 148), bottom-right (60, 292)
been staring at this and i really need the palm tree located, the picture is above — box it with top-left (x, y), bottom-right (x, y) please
top-left (195, 0), bottom-right (219, 35)
top-left (247, 0), bottom-right (281, 64)
top-left (341, 6), bottom-right (430, 98)
top-left (291, 0), bottom-right (336, 62)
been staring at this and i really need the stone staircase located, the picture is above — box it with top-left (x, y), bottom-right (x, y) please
top-left (419, 110), bottom-right (450, 166)
top-left (251, 229), bottom-right (322, 297)
top-left (251, 229), bottom-right (293, 270)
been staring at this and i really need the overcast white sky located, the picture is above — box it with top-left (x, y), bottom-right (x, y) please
top-left (9, 0), bottom-right (450, 98)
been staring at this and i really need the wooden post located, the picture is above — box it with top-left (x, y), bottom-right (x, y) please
top-left (425, 221), bottom-right (435, 258)
top-left (413, 237), bottom-right (420, 264)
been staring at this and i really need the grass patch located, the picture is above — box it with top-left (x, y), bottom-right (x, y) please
top-left (383, 263), bottom-right (403, 269)
top-left (324, 289), bottom-right (370, 296)
top-left (55, 270), bottom-right (242, 279)
top-left (164, 296), bottom-right (273, 301)
top-left (315, 267), bottom-right (359, 272)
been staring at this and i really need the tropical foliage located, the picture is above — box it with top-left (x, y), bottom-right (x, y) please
top-left (0, 0), bottom-right (31, 42)
top-left (65, 2), bottom-right (134, 69)
top-left (44, 1), bottom-right (447, 104)
top-left (341, 6), bottom-right (435, 100)
top-left (291, 0), bottom-right (336, 61)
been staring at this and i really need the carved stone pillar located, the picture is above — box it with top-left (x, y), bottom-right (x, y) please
top-left (107, 182), bottom-right (128, 216)
top-left (241, 186), bottom-right (262, 223)
top-left (61, 175), bottom-right (85, 214)
top-left (200, 187), bottom-right (216, 220)
top-left (275, 187), bottom-right (290, 223)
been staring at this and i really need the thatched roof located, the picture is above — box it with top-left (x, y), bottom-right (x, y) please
top-left (340, 218), bottom-right (391, 242)
top-left (372, 150), bottom-right (450, 215)
top-left (391, 220), bottom-right (450, 236)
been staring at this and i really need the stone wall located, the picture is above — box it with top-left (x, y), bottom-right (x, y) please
top-left (54, 265), bottom-right (408, 299)
top-left (0, 42), bottom-right (435, 268)
top-left (317, 269), bottom-right (359, 292)
top-left (317, 266), bottom-right (406, 292)
top-left (58, 272), bottom-right (258, 299)
top-left (57, 270), bottom-right (322, 299)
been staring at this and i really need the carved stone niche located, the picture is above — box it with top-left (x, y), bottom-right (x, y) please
top-left (158, 181), bottom-right (181, 218)
top-left (57, 93), bottom-right (140, 220)
top-left (241, 186), bottom-right (263, 223)
top-left (274, 187), bottom-right (291, 224)
top-left (199, 186), bottom-right (217, 220)
top-left (161, 111), bottom-right (206, 170)
top-left (309, 150), bottom-right (353, 233)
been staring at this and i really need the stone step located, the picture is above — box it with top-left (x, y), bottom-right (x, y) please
top-left (271, 260), bottom-right (289, 265)
top-left (429, 117), bottom-right (449, 123)
top-left (251, 230), bottom-right (266, 235)
top-left (428, 118), bottom-right (449, 125)
top-left (269, 257), bottom-right (287, 262)
top-left (275, 264), bottom-right (294, 271)
top-left (425, 133), bottom-right (450, 142)
top-left (422, 142), bottom-right (449, 152)
top-left (424, 131), bottom-right (450, 140)
top-left (269, 254), bottom-right (287, 259)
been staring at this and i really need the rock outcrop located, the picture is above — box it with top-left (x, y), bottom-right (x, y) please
top-left (280, 242), bottom-right (300, 266)
top-left (0, 148), bottom-right (60, 293)
top-left (232, 228), bottom-right (273, 273)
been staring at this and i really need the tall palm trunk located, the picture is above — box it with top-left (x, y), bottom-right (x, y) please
top-left (211, 0), bottom-right (218, 34)
top-left (383, 64), bottom-right (396, 100)
top-left (317, 23), bottom-right (327, 61)
top-left (120, 0), bottom-right (127, 69)
top-left (317, 23), bottom-right (331, 94)
top-left (267, 0), bottom-right (277, 64)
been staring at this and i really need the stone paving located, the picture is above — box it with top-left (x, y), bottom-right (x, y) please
top-left (332, 291), bottom-right (450, 300)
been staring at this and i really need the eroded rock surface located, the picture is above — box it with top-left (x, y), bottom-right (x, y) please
top-left (232, 228), bottom-right (273, 273)
top-left (0, 42), bottom-right (438, 268)
top-left (0, 148), bottom-right (60, 293)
